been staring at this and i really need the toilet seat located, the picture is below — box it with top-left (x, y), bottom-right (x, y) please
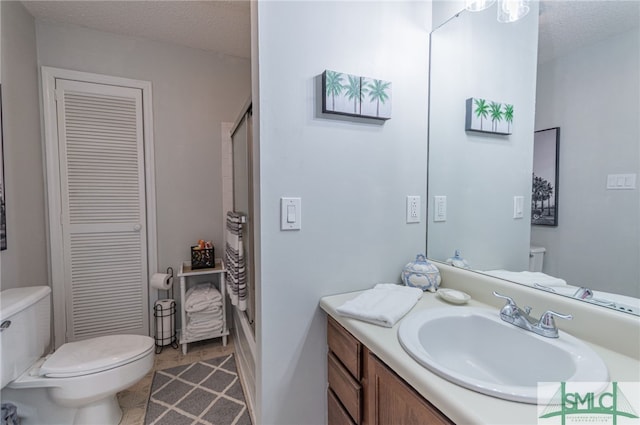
top-left (40, 335), bottom-right (154, 378)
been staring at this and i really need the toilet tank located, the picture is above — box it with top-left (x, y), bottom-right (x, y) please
top-left (529, 246), bottom-right (546, 272)
top-left (0, 286), bottom-right (51, 389)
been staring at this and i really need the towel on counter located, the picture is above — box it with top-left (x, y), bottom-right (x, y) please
top-left (185, 283), bottom-right (222, 312)
top-left (336, 283), bottom-right (423, 328)
top-left (482, 270), bottom-right (567, 287)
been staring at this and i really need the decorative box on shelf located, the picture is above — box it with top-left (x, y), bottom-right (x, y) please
top-left (191, 245), bottom-right (214, 269)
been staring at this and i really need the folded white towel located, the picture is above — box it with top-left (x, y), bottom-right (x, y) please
top-left (482, 270), bottom-right (567, 287)
top-left (187, 304), bottom-right (221, 316)
top-left (187, 313), bottom-right (223, 327)
top-left (185, 283), bottom-right (222, 312)
top-left (187, 310), bottom-right (223, 324)
top-left (183, 324), bottom-right (223, 341)
top-left (187, 319), bottom-right (223, 331)
top-left (336, 283), bottom-right (423, 328)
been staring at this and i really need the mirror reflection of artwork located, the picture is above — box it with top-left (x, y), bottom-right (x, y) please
top-left (532, 127), bottom-right (559, 226)
top-left (0, 84), bottom-right (5, 250)
top-left (465, 97), bottom-right (513, 135)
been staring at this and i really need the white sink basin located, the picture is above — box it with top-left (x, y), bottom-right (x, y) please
top-left (398, 307), bottom-right (609, 403)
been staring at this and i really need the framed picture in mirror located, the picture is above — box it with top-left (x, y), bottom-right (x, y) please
top-left (0, 84), bottom-right (5, 250)
top-left (532, 127), bottom-right (560, 226)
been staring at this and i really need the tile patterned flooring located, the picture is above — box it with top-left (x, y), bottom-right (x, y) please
top-left (117, 337), bottom-right (236, 425)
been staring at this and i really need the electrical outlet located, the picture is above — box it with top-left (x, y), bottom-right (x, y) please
top-left (406, 196), bottom-right (420, 223)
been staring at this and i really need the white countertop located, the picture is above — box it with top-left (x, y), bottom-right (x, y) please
top-left (320, 288), bottom-right (640, 425)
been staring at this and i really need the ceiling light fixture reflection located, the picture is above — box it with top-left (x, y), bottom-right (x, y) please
top-left (497, 0), bottom-right (530, 23)
top-left (465, 0), bottom-right (496, 12)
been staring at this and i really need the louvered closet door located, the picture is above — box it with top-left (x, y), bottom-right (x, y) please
top-left (56, 79), bottom-right (148, 341)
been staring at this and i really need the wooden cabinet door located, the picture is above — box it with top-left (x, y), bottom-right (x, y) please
top-left (366, 352), bottom-right (453, 425)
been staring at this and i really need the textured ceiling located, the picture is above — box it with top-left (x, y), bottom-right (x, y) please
top-left (538, 0), bottom-right (640, 63)
top-left (21, 0), bottom-right (251, 59)
top-left (20, 1), bottom-right (640, 64)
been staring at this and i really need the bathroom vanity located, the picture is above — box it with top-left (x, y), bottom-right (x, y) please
top-left (327, 315), bottom-right (453, 425)
top-left (320, 263), bottom-right (640, 424)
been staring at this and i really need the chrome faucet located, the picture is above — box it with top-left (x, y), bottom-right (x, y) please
top-left (573, 287), bottom-right (593, 300)
top-left (493, 292), bottom-right (572, 338)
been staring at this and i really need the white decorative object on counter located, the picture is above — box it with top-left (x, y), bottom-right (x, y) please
top-left (401, 253), bottom-right (441, 292)
top-left (437, 288), bottom-right (471, 305)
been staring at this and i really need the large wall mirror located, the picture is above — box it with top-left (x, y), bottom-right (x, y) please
top-left (427, 1), bottom-right (640, 315)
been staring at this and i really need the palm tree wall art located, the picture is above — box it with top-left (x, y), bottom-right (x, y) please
top-left (531, 127), bottom-right (560, 226)
top-left (361, 77), bottom-right (391, 119)
top-left (465, 97), bottom-right (513, 135)
top-left (322, 70), bottom-right (391, 120)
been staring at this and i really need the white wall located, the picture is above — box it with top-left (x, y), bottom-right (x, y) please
top-left (432, 0), bottom-right (464, 30)
top-left (0, 1), bottom-right (48, 290)
top-left (532, 28), bottom-right (640, 297)
top-left (427, 3), bottom-right (539, 271)
top-left (255, 2), bottom-right (431, 423)
top-left (34, 21), bottom-right (251, 284)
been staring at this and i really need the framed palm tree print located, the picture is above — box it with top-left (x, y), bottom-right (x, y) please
top-left (465, 97), bottom-right (513, 135)
top-left (532, 127), bottom-right (560, 226)
top-left (322, 70), bottom-right (391, 120)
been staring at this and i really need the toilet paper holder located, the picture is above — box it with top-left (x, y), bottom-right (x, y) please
top-left (153, 267), bottom-right (178, 353)
top-left (165, 266), bottom-right (174, 298)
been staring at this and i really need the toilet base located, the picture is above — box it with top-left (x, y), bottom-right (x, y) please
top-left (74, 395), bottom-right (123, 425)
top-left (0, 387), bottom-right (123, 425)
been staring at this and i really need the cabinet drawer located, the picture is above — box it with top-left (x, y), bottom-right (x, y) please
top-left (328, 352), bottom-right (362, 424)
top-left (328, 316), bottom-right (361, 378)
top-left (328, 389), bottom-right (356, 425)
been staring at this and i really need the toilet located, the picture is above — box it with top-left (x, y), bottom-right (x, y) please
top-left (0, 286), bottom-right (154, 425)
top-left (529, 246), bottom-right (546, 272)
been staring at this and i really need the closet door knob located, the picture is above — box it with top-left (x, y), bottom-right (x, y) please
top-left (133, 224), bottom-right (142, 231)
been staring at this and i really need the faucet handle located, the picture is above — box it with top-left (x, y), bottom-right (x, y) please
top-left (493, 291), bottom-right (516, 304)
top-left (493, 291), bottom-right (518, 314)
top-left (538, 310), bottom-right (573, 336)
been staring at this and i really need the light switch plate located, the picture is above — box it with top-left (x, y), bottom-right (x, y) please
top-left (607, 173), bottom-right (636, 190)
top-left (281, 197), bottom-right (301, 230)
top-left (434, 196), bottom-right (446, 222)
top-left (513, 196), bottom-right (524, 219)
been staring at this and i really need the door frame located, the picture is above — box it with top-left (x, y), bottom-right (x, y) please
top-left (41, 66), bottom-right (157, 348)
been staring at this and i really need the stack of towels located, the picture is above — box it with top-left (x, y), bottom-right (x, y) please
top-left (183, 282), bottom-right (223, 341)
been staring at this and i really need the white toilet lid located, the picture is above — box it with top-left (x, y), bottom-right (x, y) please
top-left (40, 335), bottom-right (154, 378)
